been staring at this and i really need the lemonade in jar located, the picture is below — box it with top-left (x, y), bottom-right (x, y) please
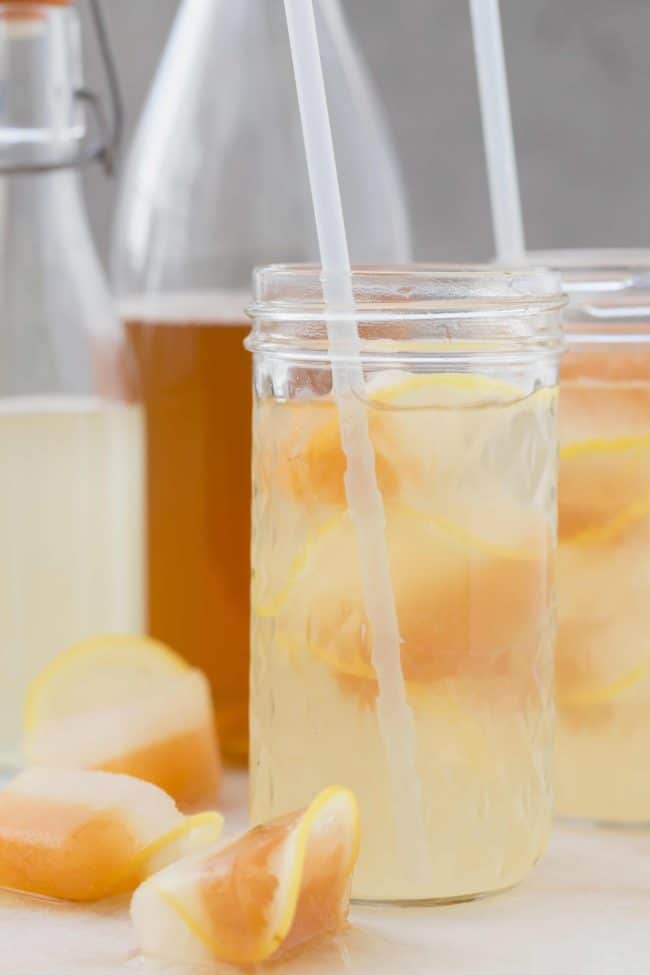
top-left (540, 252), bottom-right (650, 823)
top-left (248, 266), bottom-right (565, 902)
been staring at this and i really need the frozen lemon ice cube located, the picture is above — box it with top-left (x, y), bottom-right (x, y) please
top-left (24, 636), bottom-right (221, 811)
top-left (270, 504), bottom-right (551, 693)
top-left (260, 372), bottom-right (553, 511)
top-left (0, 768), bottom-right (222, 902)
top-left (131, 786), bottom-right (359, 966)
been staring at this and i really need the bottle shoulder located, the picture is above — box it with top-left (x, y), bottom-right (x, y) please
top-left (1, 172), bottom-right (117, 331)
top-left (112, 0), bottom-right (412, 292)
top-left (0, 172), bottom-right (128, 397)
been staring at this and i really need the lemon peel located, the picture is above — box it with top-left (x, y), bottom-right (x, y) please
top-left (563, 495), bottom-right (650, 547)
top-left (25, 634), bottom-right (187, 734)
top-left (560, 433), bottom-right (650, 461)
top-left (105, 810), bottom-right (224, 895)
top-left (131, 786), bottom-right (360, 966)
top-left (560, 660), bottom-right (650, 709)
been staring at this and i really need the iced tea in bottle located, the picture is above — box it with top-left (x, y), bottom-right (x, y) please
top-left (112, 0), bottom-right (410, 762)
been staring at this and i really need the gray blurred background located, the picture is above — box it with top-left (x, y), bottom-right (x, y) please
top-left (82, 0), bottom-right (650, 264)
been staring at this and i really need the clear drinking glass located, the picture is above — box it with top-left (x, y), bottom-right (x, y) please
top-left (248, 265), bottom-right (565, 902)
top-left (534, 251), bottom-right (650, 823)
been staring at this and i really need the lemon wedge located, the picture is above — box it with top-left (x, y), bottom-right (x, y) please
top-left (24, 635), bottom-right (221, 810)
top-left (131, 786), bottom-right (360, 966)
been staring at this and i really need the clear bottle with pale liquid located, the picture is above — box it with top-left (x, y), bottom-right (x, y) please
top-left (112, 0), bottom-right (411, 762)
top-left (0, 0), bottom-right (145, 770)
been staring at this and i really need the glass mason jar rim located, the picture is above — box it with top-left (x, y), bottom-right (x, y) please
top-left (250, 263), bottom-right (565, 319)
top-left (526, 249), bottom-right (650, 343)
top-left (246, 263), bottom-right (566, 366)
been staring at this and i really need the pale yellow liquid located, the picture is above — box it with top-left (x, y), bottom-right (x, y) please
top-left (251, 371), bottom-right (557, 901)
top-left (0, 397), bottom-right (145, 768)
top-left (555, 346), bottom-right (650, 821)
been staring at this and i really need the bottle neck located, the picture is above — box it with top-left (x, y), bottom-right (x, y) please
top-left (0, 3), bottom-right (84, 169)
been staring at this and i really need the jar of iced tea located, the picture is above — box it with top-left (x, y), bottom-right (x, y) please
top-left (247, 265), bottom-right (565, 902)
top-left (534, 251), bottom-right (650, 823)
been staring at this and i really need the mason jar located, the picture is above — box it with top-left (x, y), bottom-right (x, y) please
top-left (247, 265), bottom-right (565, 902)
top-left (532, 250), bottom-right (650, 823)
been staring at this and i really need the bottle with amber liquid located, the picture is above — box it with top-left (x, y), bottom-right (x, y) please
top-left (111, 0), bottom-right (411, 763)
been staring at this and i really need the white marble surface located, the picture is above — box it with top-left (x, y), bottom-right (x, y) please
top-left (1, 770), bottom-right (648, 974)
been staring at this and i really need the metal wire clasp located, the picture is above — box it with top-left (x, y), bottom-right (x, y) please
top-left (0, 0), bottom-right (123, 176)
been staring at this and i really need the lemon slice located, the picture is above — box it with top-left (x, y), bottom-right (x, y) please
top-left (262, 372), bottom-right (553, 509)
top-left (560, 433), bottom-right (650, 461)
top-left (251, 513), bottom-right (341, 618)
top-left (25, 634), bottom-right (188, 733)
top-left (24, 636), bottom-right (221, 811)
top-left (369, 371), bottom-right (527, 408)
top-left (559, 659), bottom-right (650, 709)
top-left (253, 503), bottom-right (533, 624)
top-left (263, 504), bottom-right (549, 692)
top-left (131, 786), bottom-right (360, 966)
top-left (111, 809), bottom-right (223, 893)
top-left (565, 495), bottom-right (650, 547)
top-left (559, 434), bottom-right (650, 543)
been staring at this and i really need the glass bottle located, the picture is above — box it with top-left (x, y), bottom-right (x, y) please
top-left (0, 0), bottom-right (145, 770)
top-left (248, 264), bottom-right (564, 901)
top-left (111, 0), bottom-right (411, 764)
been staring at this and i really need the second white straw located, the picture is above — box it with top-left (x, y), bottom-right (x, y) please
top-left (470, 0), bottom-right (525, 261)
top-left (283, 0), bottom-right (430, 883)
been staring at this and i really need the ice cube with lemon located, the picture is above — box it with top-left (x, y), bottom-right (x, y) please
top-left (250, 370), bottom-right (557, 902)
top-left (131, 786), bottom-right (359, 966)
top-left (0, 767), bottom-right (222, 902)
top-left (23, 636), bottom-right (221, 811)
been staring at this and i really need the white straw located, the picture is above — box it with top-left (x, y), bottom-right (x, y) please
top-left (283, 0), bottom-right (429, 882)
top-left (469, 0), bottom-right (525, 261)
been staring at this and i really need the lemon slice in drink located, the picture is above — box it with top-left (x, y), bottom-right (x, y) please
top-left (261, 372), bottom-right (552, 509)
top-left (369, 370), bottom-right (527, 406)
top-left (131, 786), bottom-right (359, 966)
top-left (559, 434), bottom-right (650, 544)
top-left (559, 659), bottom-right (650, 710)
top-left (267, 504), bottom-right (550, 692)
top-left (24, 635), bottom-right (221, 810)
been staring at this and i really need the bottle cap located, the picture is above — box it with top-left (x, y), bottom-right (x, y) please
top-left (0, 1), bottom-right (73, 16)
top-left (0, 0), bottom-right (72, 15)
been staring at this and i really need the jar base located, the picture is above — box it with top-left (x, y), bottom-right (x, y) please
top-left (558, 814), bottom-right (650, 830)
top-left (353, 892), bottom-right (482, 908)
top-left (351, 880), bottom-right (521, 907)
